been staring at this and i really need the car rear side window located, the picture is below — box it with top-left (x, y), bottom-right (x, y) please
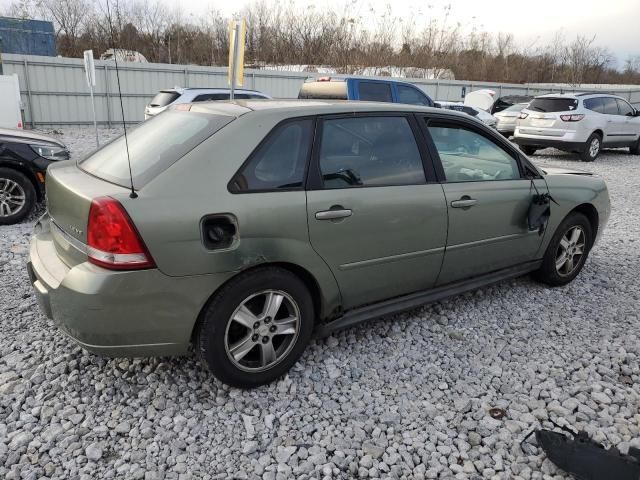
top-left (193, 93), bottom-right (229, 101)
top-left (318, 116), bottom-right (425, 188)
top-left (397, 85), bottom-right (432, 106)
top-left (601, 97), bottom-right (619, 115)
top-left (616, 99), bottom-right (634, 116)
top-left (230, 119), bottom-right (313, 192)
top-left (584, 97), bottom-right (605, 113)
top-left (427, 123), bottom-right (520, 182)
top-left (357, 82), bottom-right (392, 102)
top-left (149, 91), bottom-right (180, 107)
top-left (80, 111), bottom-right (232, 188)
top-left (527, 98), bottom-right (578, 112)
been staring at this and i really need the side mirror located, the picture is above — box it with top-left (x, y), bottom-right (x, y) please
top-left (634, 109), bottom-right (640, 117)
top-left (434, 102), bottom-right (441, 109)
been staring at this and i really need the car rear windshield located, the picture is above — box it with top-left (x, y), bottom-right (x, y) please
top-left (527, 98), bottom-right (578, 113)
top-left (79, 111), bottom-right (233, 188)
top-left (149, 91), bottom-right (181, 107)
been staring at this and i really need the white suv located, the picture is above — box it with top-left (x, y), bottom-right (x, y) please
top-left (144, 87), bottom-right (271, 119)
top-left (513, 93), bottom-right (640, 161)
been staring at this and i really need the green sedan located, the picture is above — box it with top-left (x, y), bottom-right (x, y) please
top-left (28, 100), bottom-right (610, 388)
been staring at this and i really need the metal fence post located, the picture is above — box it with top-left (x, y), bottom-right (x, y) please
top-left (184, 67), bottom-right (189, 87)
top-left (252, 71), bottom-right (256, 89)
top-left (23, 58), bottom-right (35, 128)
top-left (435, 81), bottom-right (439, 100)
top-left (104, 64), bottom-right (112, 127)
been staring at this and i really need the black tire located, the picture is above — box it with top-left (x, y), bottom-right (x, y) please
top-left (630, 138), bottom-right (640, 155)
top-left (579, 133), bottom-right (601, 162)
top-left (196, 267), bottom-right (314, 388)
top-left (0, 168), bottom-right (36, 225)
top-left (521, 146), bottom-right (537, 156)
top-left (533, 212), bottom-right (593, 287)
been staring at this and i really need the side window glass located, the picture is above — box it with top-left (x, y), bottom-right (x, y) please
top-left (584, 98), bottom-right (604, 113)
top-left (357, 82), bottom-right (392, 102)
top-left (193, 93), bottom-right (228, 102)
top-left (616, 99), bottom-right (634, 116)
top-left (427, 124), bottom-right (520, 182)
top-left (319, 116), bottom-right (425, 188)
top-left (602, 97), bottom-right (620, 115)
top-left (230, 119), bottom-right (313, 192)
top-left (397, 85), bottom-right (431, 106)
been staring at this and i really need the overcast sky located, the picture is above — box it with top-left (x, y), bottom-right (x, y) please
top-left (183, 0), bottom-right (640, 67)
top-left (2, 0), bottom-right (638, 67)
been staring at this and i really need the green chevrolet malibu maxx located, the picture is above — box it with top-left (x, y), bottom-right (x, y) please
top-left (28, 100), bottom-right (610, 388)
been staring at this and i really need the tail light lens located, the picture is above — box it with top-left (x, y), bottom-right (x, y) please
top-left (518, 112), bottom-right (529, 119)
top-left (560, 114), bottom-right (585, 122)
top-left (87, 197), bottom-right (156, 270)
top-left (317, 76), bottom-right (332, 82)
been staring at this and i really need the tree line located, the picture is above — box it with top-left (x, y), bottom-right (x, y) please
top-left (4, 0), bottom-right (640, 85)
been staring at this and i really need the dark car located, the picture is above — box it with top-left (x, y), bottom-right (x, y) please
top-left (298, 77), bottom-right (436, 107)
top-left (0, 128), bottom-right (69, 224)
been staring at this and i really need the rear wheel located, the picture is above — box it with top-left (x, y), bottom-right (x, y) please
top-left (196, 267), bottom-right (314, 388)
top-left (533, 212), bottom-right (593, 286)
top-left (630, 138), bottom-right (640, 155)
top-left (521, 146), bottom-right (537, 156)
top-left (0, 168), bottom-right (36, 225)
top-left (580, 133), bottom-right (601, 162)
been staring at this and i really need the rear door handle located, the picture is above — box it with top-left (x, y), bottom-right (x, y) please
top-left (315, 208), bottom-right (352, 220)
top-left (450, 198), bottom-right (477, 208)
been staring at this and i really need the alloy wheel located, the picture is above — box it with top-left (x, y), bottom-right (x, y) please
top-left (555, 226), bottom-right (586, 276)
top-left (224, 290), bottom-right (300, 372)
top-left (0, 178), bottom-right (26, 217)
top-left (589, 138), bottom-right (600, 158)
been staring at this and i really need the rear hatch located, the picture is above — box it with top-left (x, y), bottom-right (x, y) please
top-left (46, 109), bottom-right (236, 268)
top-left (518, 97), bottom-right (579, 136)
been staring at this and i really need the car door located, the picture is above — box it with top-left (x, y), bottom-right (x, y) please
top-left (306, 114), bottom-right (448, 309)
top-left (615, 99), bottom-right (640, 143)
top-left (420, 117), bottom-right (547, 285)
top-left (601, 97), bottom-right (627, 144)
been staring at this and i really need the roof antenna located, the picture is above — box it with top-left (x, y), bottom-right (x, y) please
top-left (105, 0), bottom-right (137, 199)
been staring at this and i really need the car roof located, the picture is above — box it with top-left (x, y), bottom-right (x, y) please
top-left (304, 76), bottom-right (420, 87)
top-left (185, 99), bottom-right (472, 121)
top-left (535, 92), bottom-right (624, 100)
top-left (161, 87), bottom-right (264, 94)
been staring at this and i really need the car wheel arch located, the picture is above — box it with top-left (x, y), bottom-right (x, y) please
top-left (0, 159), bottom-right (43, 201)
top-left (568, 203), bottom-right (599, 245)
top-left (189, 262), bottom-right (325, 344)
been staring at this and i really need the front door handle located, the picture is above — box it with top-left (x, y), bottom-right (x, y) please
top-left (315, 207), bottom-right (352, 220)
top-left (450, 197), bottom-right (478, 208)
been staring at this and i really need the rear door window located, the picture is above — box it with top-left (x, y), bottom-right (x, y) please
top-left (584, 97), bottom-right (605, 113)
top-left (616, 99), bottom-right (634, 116)
top-left (357, 82), bottom-right (392, 102)
top-left (318, 116), bottom-right (425, 188)
top-left (396, 85), bottom-right (432, 106)
top-left (80, 111), bottom-right (232, 188)
top-left (230, 119), bottom-right (313, 192)
top-left (193, 93), bottom-right (229, 101)
top-left (149, 91), bottom-right (180, 107)
top-left (527, 98), bottom-right (578, 112)
top-left (602, 97), bottom-right (620, 115)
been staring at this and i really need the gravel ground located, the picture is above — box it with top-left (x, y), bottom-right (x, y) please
top-left (1, 126), bottom-right (639, 480)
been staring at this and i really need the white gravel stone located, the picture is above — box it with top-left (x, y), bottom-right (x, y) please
top-left (1, 131), bottom-right (639, 479)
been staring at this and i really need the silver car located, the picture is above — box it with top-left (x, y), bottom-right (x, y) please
top-left (495, 103), bottom-right (528, 137)
top-left (144, 87), bottom-right (271, 119)
top-left (513, 93), bottom-right (640, 161)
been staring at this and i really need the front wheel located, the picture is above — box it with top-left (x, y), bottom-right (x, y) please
top-left (580, 133), bottom-right (601, 162)
top-left (196, 267), bottom-right (314, 388)
top-left (630, 138), bottom-right (640, 155)
top-left (533, 212), bottom-right (593, 286)
top-left (0, 168), bottom-right (37, 225)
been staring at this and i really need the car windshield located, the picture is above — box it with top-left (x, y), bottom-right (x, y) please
top-left (527, 98), bottom-right (578, 112)
top-left (79, 111), bottom-right (233, 188)
top-left (149, 91), bottom-right (180, 107)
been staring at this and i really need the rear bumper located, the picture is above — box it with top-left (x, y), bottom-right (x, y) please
top-left (512, 136), bottom-right (586, 152)
top-left (28, 219), bottom-right (233, 357)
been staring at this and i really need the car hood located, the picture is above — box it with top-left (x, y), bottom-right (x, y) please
top-left (0, 128), bottom-right (67, 148)
top-left (540, 166), bottom-right (593, 176)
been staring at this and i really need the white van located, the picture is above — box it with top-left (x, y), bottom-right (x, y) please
top-left (0, 74), bottom-right (23, 130)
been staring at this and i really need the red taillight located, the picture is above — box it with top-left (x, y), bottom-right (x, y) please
top-left (560, 114), bottom-right (585, 122)
top-left (518, 112), bottom-right (529, 119)
top-left (317, 76), bottom-right (332, 82)
top-left (87, 197), bottom-right (156, 270)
